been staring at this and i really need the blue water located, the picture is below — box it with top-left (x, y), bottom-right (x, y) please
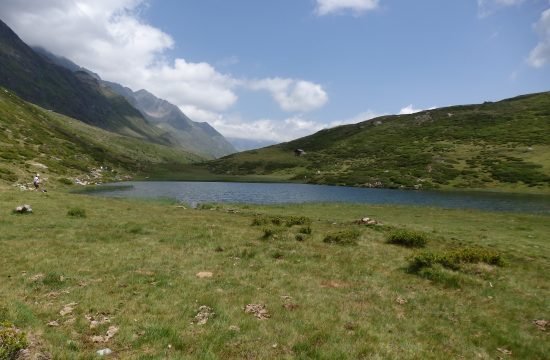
top-left (89, 181), bottom-right (550, 214)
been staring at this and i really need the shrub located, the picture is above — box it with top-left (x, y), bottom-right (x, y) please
top-left (323, 229), bottom-right (361, 245)
top-left (285, 216), bottom-right (311, 227)
top-left (261, 227), bottom-right (282, 240)
top-left (57, 177), bottom-right (73, 185)
top-left (408, 247), bottom-right (504, 273)
top-left (67, 207), bottom-right (86, 218)
top-left (0, 322), bottom-right (28, 359)
top-left (299, 226), bottom-right (312, 235)
top-left (387, 229), bottom-right (428, 248)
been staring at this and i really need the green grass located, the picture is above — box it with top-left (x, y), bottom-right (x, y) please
top-left (204, 92), bottom-right (550, 193)
top-left (0, 189), bottom-right (548, 359)
top-left (0, 88), bottom-right (202, 189)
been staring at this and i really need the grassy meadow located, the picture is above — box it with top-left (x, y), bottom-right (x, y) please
top-left (0, 187), bottom-right (548, 359)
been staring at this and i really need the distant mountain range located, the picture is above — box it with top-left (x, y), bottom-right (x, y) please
top-left (0, 18), bottom-right (235, 158)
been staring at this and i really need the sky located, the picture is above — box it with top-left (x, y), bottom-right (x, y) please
top-left (0, 0), bottom-right (549, 144)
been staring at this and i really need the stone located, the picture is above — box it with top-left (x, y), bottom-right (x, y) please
top-left (196, 271), bottom-right (213, 278)
top-left (14, 204), bottom-right (32, 214)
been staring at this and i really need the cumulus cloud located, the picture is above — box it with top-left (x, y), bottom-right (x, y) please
top-left (249, 78), bottom-right (328, 113)
top-left (398, 104), bottom-right (423, 115)
top-left (0, 0), bottom-right (328, 121)
top-left (477, 0), bottom-right (525, 17)
top-left (208, 109), bottom-right (383, 143)
top-left (315, 0), bottom-right (380, 16)
top-left (528, 8), bottom-right (550, 68)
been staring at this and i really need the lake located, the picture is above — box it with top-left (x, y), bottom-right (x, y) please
top-left (89, 181), bottom-right (550, 214)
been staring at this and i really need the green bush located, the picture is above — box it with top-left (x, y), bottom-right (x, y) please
top-left (408, 247), bottom-right (504, 273)
top-left (261, 227), bottom-right (282, 240)
top-left (67, 207), bottom-right (86, 218)
top-left (0, 322), bottom-right (28, 359)
top-left (57, 177), bottom-right (73, 185)
top-left (386, 229), bottom-right (428, 248)
top-left (323, 229), bottom-right (361, 245)
top-left (299, 226), bottom-right (312, 235)
top-left (285, 216), bottom-right (311, 227)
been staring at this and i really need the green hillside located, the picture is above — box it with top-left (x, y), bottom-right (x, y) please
top-left (0, 19), bottom-right (173, 145)
top-left (207, 92), bottom-right (550, 192)
top-left (0, 88), bottom-right (201, 188)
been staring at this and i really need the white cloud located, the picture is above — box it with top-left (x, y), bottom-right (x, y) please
top-left (0, 0), bottom-right (328, 121)
top-left (315, 0), bottom-right (380, 16)
top-left (398, 105), bottom-right (437, 115)
top-left (249, 78), bottom-right (328, 112)
top-left (209, 109), bottom-right (383, 143)
top-left (398, 104), bottom-right (423, 115)
top-left (528, 8), bottom-right (550, 68)
top-left (477, 0), bottom-right (525, 17)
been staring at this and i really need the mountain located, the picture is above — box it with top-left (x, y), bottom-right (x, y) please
top-left (0, 19), bottom-right (180, 146)
top-left (206, 92), bottom-right (550, 192)
top-left (0, 87), bottom-right (201, 186)
top-left (104, 84), bottom-right (236, 158)
top-left (226, 137), bottom-right (277, 152)
top-left (32, 44), bottom-right (237, 158)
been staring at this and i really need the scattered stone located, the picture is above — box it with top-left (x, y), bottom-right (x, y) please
top-left (91, 326), bottom-right (119, 343)
top-left (96, 348), bottom-right (112, 356)
top-left (14, 204), bottom-right (32, 214)
top-left (59, 302), bottom-right (77, 316)
top-left (497, 348), bottom-right (512, 356)
top-left (193, 306), bottom-right (215, 325)
top-left (85, 314), bottom-right (111, 329)
top-left (356, 217), bottom-right (378, 225)
top-left (46, 320), bottom-right (59, 327)
top-left (244, 304), bottom-right (270, 320)
top-left (29, 273), bottom-right (45, 282)
top-left (533, 319), bottom-right (547, 331)
top-left (395, 296), bottom-right (408, 305)
top-left (196, 271), bottom-right (213, 279)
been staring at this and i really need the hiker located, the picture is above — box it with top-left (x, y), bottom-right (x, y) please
top-left (33, 174), bottom-right (40, 190)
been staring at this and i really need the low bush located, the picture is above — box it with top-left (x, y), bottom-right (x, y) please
top-left (261, 227), bottom-right (282, 240)
top-left (408, 247), bottom-right (504, 273)
top-left (57, 177), bottom-right (73, 185)
top-left (299, 226), bottom-right (312, 235)
top-left (323, 229), bottom-right (360, 245)
top-left (0, 322), bottom-right (28, 359)
top-left (67, 207), bottom-right (86, 218)
top-left (386, 229), bottom-right (428, 248)
top-left (285, 216), bottom-right (311, 227)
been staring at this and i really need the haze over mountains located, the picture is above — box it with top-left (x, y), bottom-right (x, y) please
top-left (0, 19), bottom-right (236, 159)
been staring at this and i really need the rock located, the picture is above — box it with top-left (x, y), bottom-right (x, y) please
top-left (59, 302), bottom-right (77, 316)
top-left (47, 320), bottom-right (59, 327)
top-left (533, 319), bottom-right (548, 331)
top-left (196, 271), bottom-right (213, 278)
top-left (14, 204), bottom-right (32, 214)
top-left (356, 217), bottom-right (378, 225)
top-left (193, 306), bottom-right (215, 325)
top-left (96, 348), bottom-right (112, 356)
top-left (244, 304), bottom-right (270, 320)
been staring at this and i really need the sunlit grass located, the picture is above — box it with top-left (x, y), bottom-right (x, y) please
top-left (0, 190), bottom-right (548, 358)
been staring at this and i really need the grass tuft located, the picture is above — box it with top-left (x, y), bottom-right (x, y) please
top-left (323, 229), bottom-right (361, 245)
top-left (67, 207), bottom-right (86, 218)
top-left (386, 229), bottom-right (428, 248)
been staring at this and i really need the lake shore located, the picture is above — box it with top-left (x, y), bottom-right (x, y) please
top-left (1, 189), bottom-right (548, 358)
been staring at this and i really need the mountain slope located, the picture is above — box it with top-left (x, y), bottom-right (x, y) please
top-left (0, 87), bottom-right (201, 187)
top-left (105, 85), bottom-right (236, 158)
top-left (0, 19), bottom-right (170, 144)
top-left (207, 92), bottom-right (550, 192)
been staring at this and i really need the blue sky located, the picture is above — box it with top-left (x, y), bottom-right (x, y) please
top-left (1, 0), bottom-right (549, 143)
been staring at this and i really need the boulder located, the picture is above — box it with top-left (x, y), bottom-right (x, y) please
top-left (14, 204), bottom-right (32, 214)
